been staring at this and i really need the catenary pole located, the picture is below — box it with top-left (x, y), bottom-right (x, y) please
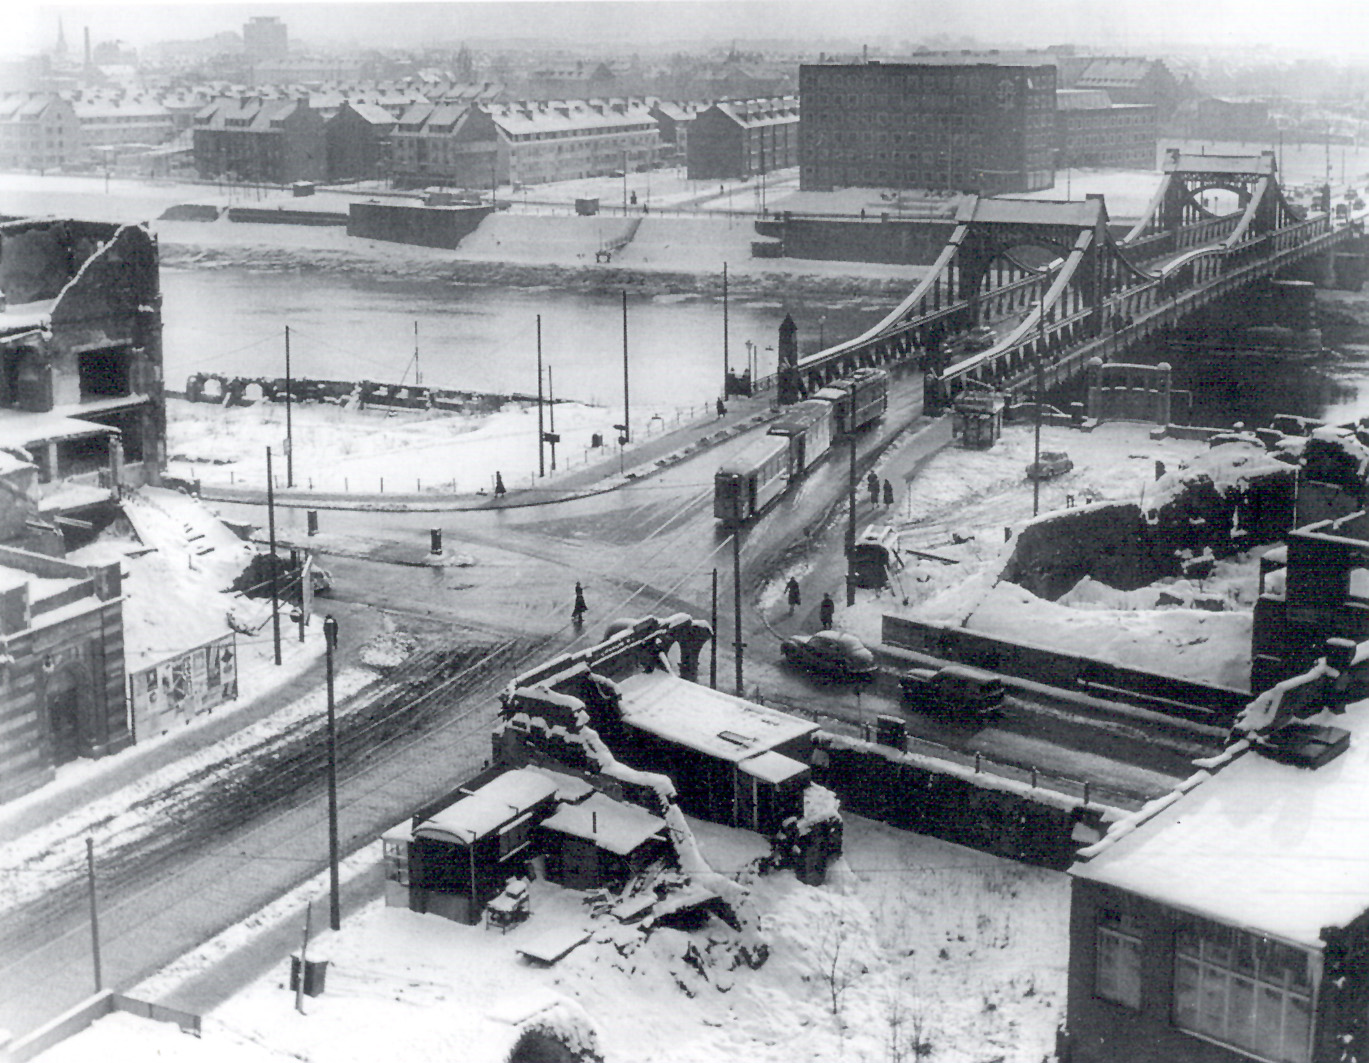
top-left (548, 365), bottom-right (557, 471)
top-left (722, 262), bottom-right (730, 395)
top-left (710, 567), bottom-right (718, 689)
top-left (847, 436), bottom-right (857, 605)
top-left (536, 315), bottom-right (545, 478)
top-left (324, 615), bottom-right (340, 932)
top-left (622, 290), bottom-right (630, 442)
top-left (284, 326), bottom-right (293, 488)
top-left (267, 447), bottom-right (281, 665)
top-left (733, 532), bottom-right (743, 694)
top-left (86, 837), bottom-right (101, 991)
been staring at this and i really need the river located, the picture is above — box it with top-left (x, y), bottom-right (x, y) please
top-left (160, 267), bottom-right (881, 412)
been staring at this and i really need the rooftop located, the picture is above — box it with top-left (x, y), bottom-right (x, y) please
top-left (615, 671), bottom-right (816, 764)
top-left (1073, 698), bottom-right (1369, 948)
top-left (539, 791), bottom-right (666, 856)
top-left (415, 768), bottom-right (558, 845)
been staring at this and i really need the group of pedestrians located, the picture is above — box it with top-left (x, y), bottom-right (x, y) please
top-left (866, 471), bottom-right (895, 507)
top-left (786, 576), bottom-right (835, 629)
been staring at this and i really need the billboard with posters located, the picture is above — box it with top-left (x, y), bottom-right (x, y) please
top-left (129, 632), bottom-right (239, 741)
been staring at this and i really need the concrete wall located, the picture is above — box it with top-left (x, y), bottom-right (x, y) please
top-left (813, 732), bottom-right (1101, 870)
top-left (764, 215), bottom-right (955, 265)
top-left (346, 202), bottom-right (491, 249)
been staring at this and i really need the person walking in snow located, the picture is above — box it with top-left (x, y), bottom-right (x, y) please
top-left (716, 396), bottom-right (727, 419)
top-left (572, 582), bottom-right (588, 627)
top-left (786, 577), bottom-right (801, 615)
top-left (819, 592), bottom-right (835, 629)
top-left (883, 478), bottom-right (894, 507)
top-left (494, 470), bottom-right (506, 497)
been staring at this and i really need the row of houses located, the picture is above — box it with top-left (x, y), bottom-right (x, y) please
top-left (191, 93), bottom-right (797, 188)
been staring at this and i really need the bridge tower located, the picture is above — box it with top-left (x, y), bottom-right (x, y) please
top-left (777, 313), bottom-right (802, 405)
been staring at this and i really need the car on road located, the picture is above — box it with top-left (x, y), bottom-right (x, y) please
top-left (899, 663), bottom-right (1005, 718)
top-left (1026, 450), bottom-right (1074, 481)
top-left (781, 630), bottom-right (878, 682)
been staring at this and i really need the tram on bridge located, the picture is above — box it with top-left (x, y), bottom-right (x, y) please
top-left (714, 368), bottom-right (889, 524)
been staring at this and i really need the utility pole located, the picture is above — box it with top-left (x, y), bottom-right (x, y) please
top-left (536, 315), bottom-right (545, 477)
top-left (846, 436), bottom-right (857, 606)
top-left (732, 532), bottom-right (743, 695)
top-left (86, 837), bottom-right (102, 992)
top-left (267, 446), bottom-right (282, 666)
top-left (284, 326), bottom-right (294, 489)
top-left (413, 320), bottom-right (421, 387)
top-left (548, 365), bottom-right (557, 471)
top-left (722, 262), bottom-right (730, 396)
top-left (1033, 364), bottom-right (1044, 518)
top-left (324, 615), bottom-right (341, 932)
top-left (621, 290), bottom-right (630, 443)
top-left (710, 567), bottom-right (718, 689)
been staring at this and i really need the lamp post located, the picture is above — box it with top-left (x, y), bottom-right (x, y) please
top-left (324, 614), bottom-right (341, 932)
top-left (819, 315), bottom-right (826, 351)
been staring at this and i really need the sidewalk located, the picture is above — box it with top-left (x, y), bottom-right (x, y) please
top-left (197, 390), bottom-right (779, 514)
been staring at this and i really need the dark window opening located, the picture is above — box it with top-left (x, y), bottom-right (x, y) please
top-left (77, 348), bottom-right (130, 399)
top-left (56, 433), bottom-right (111, 478)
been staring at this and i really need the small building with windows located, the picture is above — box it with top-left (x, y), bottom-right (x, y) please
top-left (1065, 698), bottom-right (1369, 1063)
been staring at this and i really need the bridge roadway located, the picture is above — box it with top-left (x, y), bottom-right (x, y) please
top-left (0, 369), bottom-right (1208, 1037)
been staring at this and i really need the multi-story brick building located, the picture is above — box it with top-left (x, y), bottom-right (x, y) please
top-left (799, 59), bottom-right (1057, 194)
top-left (686, 96), bottom-right (798, 180)
top-left (72, 93), bottom-right (175, 161)
top-left (388, 101), bottom-right (501, 189)
top-left (0, 93), bottom-right (80, 171)
top-left (1056, 89), bottom-right (1156, 169)
top-left (192, 96), bottom-right (325, 183)
top-left (325, 100), bottom-right (395, 182)
top-left (1073, 56), bottom-right (1183, 117)
top-left (649, 99), bottom-right (699, 164)
top-left (488, 98), bottom-right (660, 186)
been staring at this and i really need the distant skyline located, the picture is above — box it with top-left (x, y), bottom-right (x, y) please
top-left (10, 0), bottom-right (1369, 60)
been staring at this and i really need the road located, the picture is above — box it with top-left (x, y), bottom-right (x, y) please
top-left (0, 366), bottom-right (1211, 1036)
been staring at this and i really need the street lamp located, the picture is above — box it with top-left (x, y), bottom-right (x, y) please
top-left (323, 614), bottom-right (341, 932)
top-left (819, 315), bottom-right (827, 351)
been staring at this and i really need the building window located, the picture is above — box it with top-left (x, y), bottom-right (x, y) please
top-left (498, 812), bottom-right (534, 859)
top-left (1173, 918), bottom-right (1313, 1063)
top-left (1096, 909), bottom-right (1142, 1008)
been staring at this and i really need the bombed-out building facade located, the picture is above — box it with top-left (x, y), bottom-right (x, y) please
top-left (0, 216), bottom-right (165, 799)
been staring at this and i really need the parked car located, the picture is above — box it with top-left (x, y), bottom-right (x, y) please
top-left (781, 630), bottom-right (878, 682)
top-left (1026, 450), bottom-right (1074, 481)
top-left (899, 664), bottom-right (1005, 718)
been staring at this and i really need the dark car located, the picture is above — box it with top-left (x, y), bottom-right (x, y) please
top-left (781, 630), bottom-right (878, 682)
top-left (899, 664), bottom-right (1005, 718)
top-left (1025, 451), bottom-right (1074, 481)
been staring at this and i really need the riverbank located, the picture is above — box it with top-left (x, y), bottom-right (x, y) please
top-left (154, 213), bottom-right (927, 299)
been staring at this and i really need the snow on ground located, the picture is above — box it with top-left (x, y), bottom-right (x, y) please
top-left (166, 395), bottom-right (707, 493)
top-left (51, 813), bottom-right (1066, 1063)
top-left (68, 486), bottom-right (321, 692)
top-left (836, 421), bottom-right (1262, 689)
top-left (0, 666), bottom-right (374, 911)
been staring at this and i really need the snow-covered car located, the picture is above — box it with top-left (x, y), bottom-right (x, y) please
top-left (1026, 451), bottom-right (1073, 481)
top-left (780, 630), bottom-right (878, 682)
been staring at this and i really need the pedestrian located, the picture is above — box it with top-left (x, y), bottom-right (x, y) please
top-left (883, 478), bottom-right (894, 507)
top-left (819, 592), bottom-right (835, 630)
top-left (867, 470), bottom-right (880, 504)
top-left (572, 582), bottom-right (588, 626)
top-left (786, 577), bottom-right (801, 615)
top-left (716, 396), bottom-right (727, 419)
top-left (494, 470), bottom-right (506, 496)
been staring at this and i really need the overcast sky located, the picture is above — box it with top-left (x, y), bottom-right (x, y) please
top-left (10, 0), bottom-right (1369, 58)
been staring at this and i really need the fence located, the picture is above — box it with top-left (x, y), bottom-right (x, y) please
top-left (1, 991), bottom-right (199, 1062)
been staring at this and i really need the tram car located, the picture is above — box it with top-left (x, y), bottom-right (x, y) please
top-left (714, 368), bottom-right (889, 525)
top-left (813, 367), bottom-right (889, 435)
top-left (714, 433), bottom-right (792, 523)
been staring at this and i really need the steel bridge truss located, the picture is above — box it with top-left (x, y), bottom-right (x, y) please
top-left (789, 149), bottom-right (1336, 402)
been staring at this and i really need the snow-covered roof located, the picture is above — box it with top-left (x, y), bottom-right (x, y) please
top-left (740, 750), bottom-right (809, 785)
top-left (1073, 698), bottom-right (1369, 948)
top-left (416, 768), bottom-right (558, 845)
top-left (0, 409), bottom-right (116, 450)
top-left (616, 671), bottom-right (816, 764)
top-left (539, 791), bottom-right (666, 856)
